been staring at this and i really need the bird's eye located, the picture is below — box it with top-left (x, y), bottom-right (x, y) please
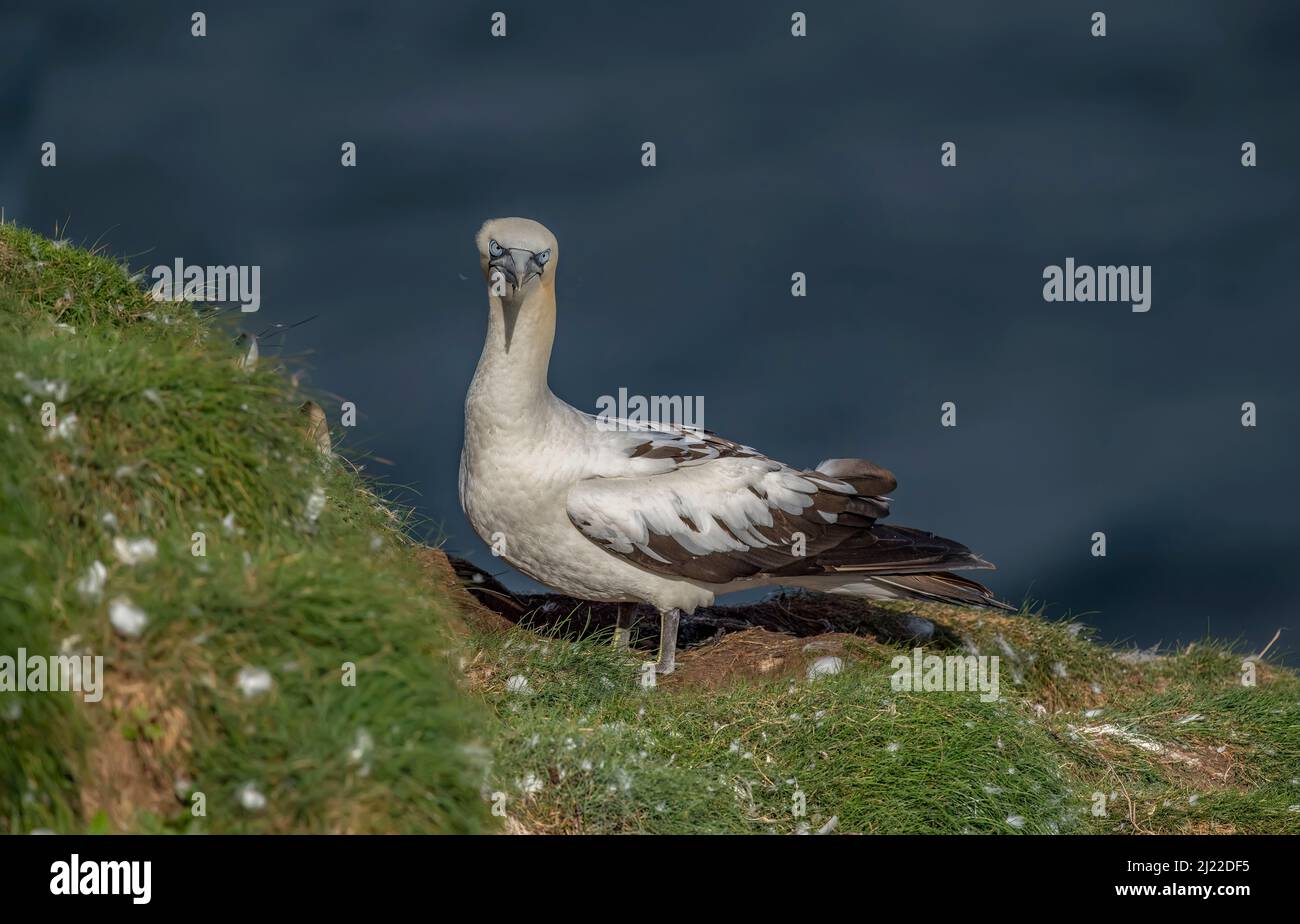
top-left (535, 249), bottom-right (551, 266)
top-left (488, 239), bottom-right (504, 258)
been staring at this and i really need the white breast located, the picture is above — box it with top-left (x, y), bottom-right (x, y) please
top-left (460, 394), bottom-right (714, 611)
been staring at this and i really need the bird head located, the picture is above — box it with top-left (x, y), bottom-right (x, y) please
top-left (476, 217), bottom-right (558, 299)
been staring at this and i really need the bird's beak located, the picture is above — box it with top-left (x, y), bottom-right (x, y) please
top-left (488, 248), bottom-right (543, 296)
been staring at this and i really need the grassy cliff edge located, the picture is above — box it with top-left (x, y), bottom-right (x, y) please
top-left (2, 223), bottom-right (1295, 834)
top-left (0, 223), bottom-right (489, 833)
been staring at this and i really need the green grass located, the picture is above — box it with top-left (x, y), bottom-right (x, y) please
top-left (2, 222), bottom-right (1296, 835)
top-left (474, 631), bottom-right (1080, 833)
top-left (473, 609), bottom-right (1300, 834)
top-left (0, 223), bottom-right (490, 833)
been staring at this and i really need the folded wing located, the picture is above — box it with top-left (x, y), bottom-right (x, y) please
top-left (567, 421), bottom-right (994, 591)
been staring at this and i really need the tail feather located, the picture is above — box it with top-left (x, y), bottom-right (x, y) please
top-left (779, 518), bottom-right (1011, 610)
top-left (789, 523), bottom-right (992, 575)
top-left (791, 570), bottom-right (1012, 610)
top-left (867, 571), bottom-right (1014, 610)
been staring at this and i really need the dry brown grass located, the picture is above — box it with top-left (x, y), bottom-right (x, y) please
top-left (78, 668), bottom-right (192, 830)
top-left (665, 628), bottom-right (875, 690)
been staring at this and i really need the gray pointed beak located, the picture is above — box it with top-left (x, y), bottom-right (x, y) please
top-left (488, 248), bottom-right (542, 295)
top-left (488, 252), bottom-right (517, 290)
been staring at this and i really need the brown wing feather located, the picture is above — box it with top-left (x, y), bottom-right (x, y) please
top-left (583, 446), bottom-right (994, 587)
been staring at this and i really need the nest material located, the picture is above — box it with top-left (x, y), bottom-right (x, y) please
top-left (445, 553), bottom-right (963, 651)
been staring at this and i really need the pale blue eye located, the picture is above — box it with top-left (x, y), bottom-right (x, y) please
top-left (488, 239), bottom-right (504, 258)
top-left (535, 249), bottom-right (551, 266)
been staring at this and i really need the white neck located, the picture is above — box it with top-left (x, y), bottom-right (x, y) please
top-left (467, 282), bottom-right (557, 420)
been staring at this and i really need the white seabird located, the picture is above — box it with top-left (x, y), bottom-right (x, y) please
top-left (460, 217), bottom-right (1007, 675)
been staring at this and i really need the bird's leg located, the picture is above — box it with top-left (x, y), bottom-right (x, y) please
top-left (611, 605), bottom-right (632, 650)
top-left (654, 608), bottom-right (681, 675)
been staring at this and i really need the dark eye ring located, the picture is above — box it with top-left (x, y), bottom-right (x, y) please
top-left (535, 249), bottom-right (551, 266)
top-left (488, 239), bottom-right (504, 258)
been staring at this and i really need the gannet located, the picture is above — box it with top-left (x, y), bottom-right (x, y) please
top-left (460, 217), bottom-right (1008, 675)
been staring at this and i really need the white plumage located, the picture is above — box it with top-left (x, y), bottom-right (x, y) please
top-left (460, 218), bottom-right (1003, 674)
